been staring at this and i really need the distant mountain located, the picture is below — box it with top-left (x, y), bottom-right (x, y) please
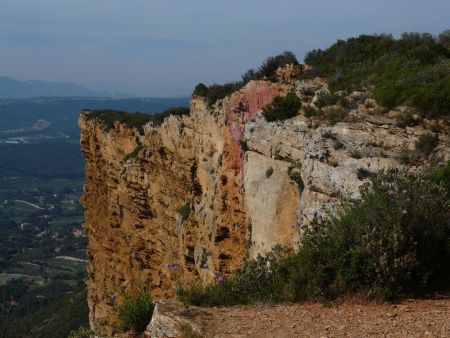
top-left (0, 76), bottom-right (118, 99)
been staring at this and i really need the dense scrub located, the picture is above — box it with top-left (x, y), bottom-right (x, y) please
top-left (242, 51), bottom-right (299, 83)
top-left (178, 163), bottom-right (450, 305)
top-left (303, 31), bottom-right (450, 117)
top-left (86, 106), bottom-right (189, 134)
top-left (262, 92), bottom-right (301, 122)
top-left (198, 82), bottom-right (245, 107)
top-left (193, 51), bottom-right (298, 105)
top-left (302, 90), bottom-right (357, 124)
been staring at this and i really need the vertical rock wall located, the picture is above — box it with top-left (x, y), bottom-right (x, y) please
top-left (79, 81), bottom-right (285, 335)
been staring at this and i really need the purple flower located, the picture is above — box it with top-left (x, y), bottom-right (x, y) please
top-left (218, 276), bottom-right (224, 284)
top-left (167, 263), bottom-right (178, 270)
top-left (203, 262), bottom-right (208, 269)
top-left (388, 190), bottom-right (395, 197)
top-left (298, 223), bottom-right (304, 230)
top-left (110, 293), bottom-right (116, 301)
top-left (402, 209), bottom-right (408, 216)
top-left (214, 271), bottom-right (220, 277)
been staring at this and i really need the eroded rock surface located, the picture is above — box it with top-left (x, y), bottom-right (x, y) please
top-left (145, 301), bottom-right (208, 338)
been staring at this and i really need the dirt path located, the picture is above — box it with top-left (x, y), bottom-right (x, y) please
top-left (193, 298), bottom-right (450, 337)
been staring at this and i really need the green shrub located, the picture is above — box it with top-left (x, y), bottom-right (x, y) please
top-left (86, 106), bottom-right (189, 135)
top-left (324, 107), bottom-right (348, 125)
top-left (287, 164), bottom-right (304, 190)
top-left (428, 160), bottom-right (450, 196)
top-left (177, 203), bottom-right (191, 223)
top-left (303, 105), bottom-right (319, 118)
top-left (86, 110), bottom-right (155, 134)
top-left (124, 145), bottom-right (143, 161)
top-left (438, 30), bottom-right (450, 48)
top-left (262, 92), bottom-right (301, 122)
top-left (239, 139), bottom-right (248, 152)
top-left (410, 77), bottom-right (450, 117)
top-left (397, 144), bottom-right (420, 165)
top-left (178, 168), bottom-right (450, 304)
top-left (415, 133), bottom-right (439, 156)
top-left (395, 111), bottom-right (420, 128)
top-left (160, 106), bottom-right (190, 119)
top-left (68, 326), bottom-right (94, 338)
top-left (192, 83), bottom-right (208, 97)
top-left (177, 246), bottom-right (294, 306)
top-left (315, 91), bottom-right (349, 109)
top-left (350, 149), bottom-right (363, 159)
top-left (205, 82), bottom-right (244, 106)
top-left (265, 167), bottom-right (274, 178)
top-left (116, 286), bottom-right (154, 334)
top-left (310, 169), bottom-right (450, 299)
top-left (242, 51), bottom-right (299, 82)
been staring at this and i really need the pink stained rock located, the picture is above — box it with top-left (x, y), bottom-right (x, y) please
top-left (223, 81), bottom-right (282, 172)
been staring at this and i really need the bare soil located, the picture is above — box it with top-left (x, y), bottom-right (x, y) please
top-left (197, 298), bottom-right (450, 337)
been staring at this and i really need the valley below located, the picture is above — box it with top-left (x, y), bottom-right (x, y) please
top-left (0, 97), bottom-right (189, 337)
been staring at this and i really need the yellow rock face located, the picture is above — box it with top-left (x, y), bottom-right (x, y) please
top-left (79, 81), bottom-right (287, 335)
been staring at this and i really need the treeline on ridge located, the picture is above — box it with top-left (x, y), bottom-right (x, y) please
top-left (303, 31), bottom-right (450, 117)
top-left (85, 106), bottom-right (190, 134)
top-left (193, 31), bottom-right (450, 118)
top-left (193, 51), bottom-right (299, 105)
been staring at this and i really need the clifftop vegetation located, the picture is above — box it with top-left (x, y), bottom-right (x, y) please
top-left (193, 51), bottom-right (299, 105)
top-left (193, 31), bottom-right (450, 118)
top-left (303, 31), bottom-right (450, 117)
top-left (85, 106), bottom-right (190, 134)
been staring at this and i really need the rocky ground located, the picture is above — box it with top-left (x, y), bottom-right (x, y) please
top-left (146, 298), bottom-right (450, 337)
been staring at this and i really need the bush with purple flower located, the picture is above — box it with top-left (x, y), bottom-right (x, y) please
top-left (177, 164), bottom-right (450, 305)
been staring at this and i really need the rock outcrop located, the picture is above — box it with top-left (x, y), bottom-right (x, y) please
top-left (79, 72), bottom-right (449, 335)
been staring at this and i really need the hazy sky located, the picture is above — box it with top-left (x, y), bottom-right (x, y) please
top-left (0, 0), bottom-right (449, 97)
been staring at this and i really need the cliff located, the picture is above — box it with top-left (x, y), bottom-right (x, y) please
top-left (79, 70), bottom-right (449, 335)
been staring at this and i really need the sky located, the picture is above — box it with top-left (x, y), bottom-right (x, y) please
top-left (0, 0), bottom-right (449, 97)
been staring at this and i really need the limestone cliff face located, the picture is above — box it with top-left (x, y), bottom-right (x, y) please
top-left (79, 75), bottom-right (449, 335)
